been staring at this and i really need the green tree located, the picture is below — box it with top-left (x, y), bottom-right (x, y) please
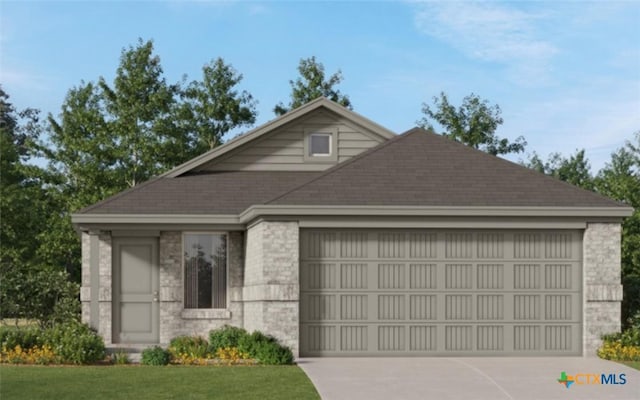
top-left (0, 87), bottom-right (47, 268)
top-left (418, 92), bottom-right (526, 155)
top-left (274, 56), bottom-right (351, 115)
top-left (0, 87), bottom-right (79, 324)
top-left (594, 133), bottom-right (640, 326)
top-left (524, 149), bottom-right (594, 190)
top-left (181, 58), bottom-right (257, 152)
top-left (98, 38), bottom-right (182, 187)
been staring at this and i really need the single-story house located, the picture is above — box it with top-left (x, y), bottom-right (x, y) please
top-left (72, 97), bottom-right (633, 357)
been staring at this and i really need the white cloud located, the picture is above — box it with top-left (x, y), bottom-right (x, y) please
top-left (412, 1), bottom-right (558, 86)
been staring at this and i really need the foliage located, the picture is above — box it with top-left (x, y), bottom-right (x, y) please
top-left (168, 335), bottom-right (211, 364)
top-left (110, 349), bottom-right (131, 365)
top-left (209, 325), bottom-right (249, 351)
top-left (1, 263), bottom-right (80, 327)
top-left (181, 58), bottom-right (257, 151)
top-left (237, 331), bottom-right (294, 365)
top-left (1, 365), bottom-right (321, 400)
top-left (525, 149), bottom-right (594, 190)
top-left (0, 322), bottom-right (104, 364)
top-left (598, 341), bottom-right (640, 361)
top-left (0, 325), bottom-right (44, 350)
top-left (43, 321), bottom-right (105, 364)
top-left (207, 326), bottom-right (293, 365)
top-left (141, 346), bottom-right (171, 366)
top-left (215, 346), bottom-right (251, 365)
top-left (418, 92), bottom-right (526, 155)
top-left (0, 344), bottom-right (58, 365)
top-left (274, 56), bottom-right (351, 115)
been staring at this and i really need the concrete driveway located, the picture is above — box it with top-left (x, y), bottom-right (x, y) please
top-left (298, 357), bottom-right (639, 400)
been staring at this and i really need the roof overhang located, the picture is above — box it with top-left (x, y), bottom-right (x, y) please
top-left (239, 205), bottom-right (634, 223)
top-left (72, 205), bottom-right (633, 231)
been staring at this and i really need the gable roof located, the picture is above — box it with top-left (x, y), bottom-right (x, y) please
top-left (162, 97), bottom-right (395, 178)
top-left (265, 128), bottom-right (629, 209)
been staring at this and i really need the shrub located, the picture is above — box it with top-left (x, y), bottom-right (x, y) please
top-left (0, 325), bottom-right (44, 350)
top-left (43, 321), bottom-right (105, 364)
top-left (598, 312), bottom-right (640, 361)
top-left (111, 349), bottom-right (130, 365)
top-left (237, 331), bottom-right (293, 365)
top-left (0, 344), bottom-right (58, 365)
top-left (169, 335), bottom-right (210, 358)
top-left (0, 263), bottom-right (80, 328)
top-left (169, 336), bottom-right (211, 365)
top-left (215, 346), bottom-right (251, 365)
top-left (141, 346), bottom-right (170, 366)
top-left (209, 325), bottom-right (248, 352)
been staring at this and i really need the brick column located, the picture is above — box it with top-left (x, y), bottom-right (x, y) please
top-left (583, 223), bottom-right (623, 356)
top-left (243, 221), bottom-right (299, 356)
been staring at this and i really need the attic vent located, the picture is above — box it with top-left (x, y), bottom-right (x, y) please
top-left (310, 133), bottom-right (331, 156)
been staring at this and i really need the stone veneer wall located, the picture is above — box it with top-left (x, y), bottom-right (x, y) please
top-left (158, 231), bottom-right (244, 344)
top-left (81, 230), bottom-right (244, 346)
top-left (583, 222), bottom-right (623, 356)
top-left (243, 221), bottom-right (300, 356)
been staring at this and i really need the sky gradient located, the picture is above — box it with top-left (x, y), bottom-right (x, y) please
top-left (1, 1), bottom-right (639, 171)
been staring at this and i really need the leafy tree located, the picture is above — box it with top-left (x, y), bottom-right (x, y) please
top-left (0, 87), bottom-right (79, 324)
top-left (274, 56), bottom-right (351, 115)
top-left (418, 92), bottom-right (526, 155)
top-left (524, 149), bottom-right (594, 190)
top-left (594, 133), bottom-right (640, 326)
top-left (180, 58), bottom-right (257, 153)
top-left (98, 38), bottom-right (182, 187)
top-left (0, 87), bottom-right (47, 267)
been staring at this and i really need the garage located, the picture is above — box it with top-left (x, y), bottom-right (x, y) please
top-left (299, 229), bottom-right (582, 356)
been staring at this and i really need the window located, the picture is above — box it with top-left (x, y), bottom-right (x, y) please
top-left (309, 133), bottom-right (331, 156)
top-left (183, 233), bottom-right (227, 309)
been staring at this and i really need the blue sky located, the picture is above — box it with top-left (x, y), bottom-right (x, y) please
top-left (1, 1), bottom-right (639, 171)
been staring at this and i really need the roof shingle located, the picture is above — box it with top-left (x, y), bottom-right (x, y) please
top-left (267, 128), bottom-right (626, 208)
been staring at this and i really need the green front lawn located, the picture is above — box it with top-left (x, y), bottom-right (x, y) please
top-left (0, 365), bottom-right (320, 400)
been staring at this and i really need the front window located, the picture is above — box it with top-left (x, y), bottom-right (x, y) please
top-left (183, 233), bottom-right (227, 309)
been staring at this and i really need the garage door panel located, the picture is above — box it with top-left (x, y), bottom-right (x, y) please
top-left (341, 263), bottom-right (368, 289)
top-left (300, 229), bottom-right (582, 356)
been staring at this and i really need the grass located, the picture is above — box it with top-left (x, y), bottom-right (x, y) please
top-left (0, 365), bottom-right (320, 400)
top-left (618, 361), bottom-right (640, 370)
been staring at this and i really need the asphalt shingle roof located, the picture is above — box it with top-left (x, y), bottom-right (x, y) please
top-left (81, 128), bottom-right (626, 215)
top-left (267, 128), bottom-right (626, 208)
top-left (79, 171), bottom-right (321, 214)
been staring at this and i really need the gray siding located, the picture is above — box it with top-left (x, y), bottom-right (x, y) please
top-left (197, 110), bottom-right (385, 172)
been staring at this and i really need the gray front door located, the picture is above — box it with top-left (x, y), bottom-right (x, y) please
top-left (113, 237), bottom-right (159, 343)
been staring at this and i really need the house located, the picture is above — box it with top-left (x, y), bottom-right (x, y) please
top-left (72, 97), bottom-right (633, 357)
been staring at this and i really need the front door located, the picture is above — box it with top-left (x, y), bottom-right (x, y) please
top-left (113, 237), bottom-right (159, 343)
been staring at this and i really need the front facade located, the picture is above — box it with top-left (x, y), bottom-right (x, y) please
top-left (73, 98), bottom-right (632, 357)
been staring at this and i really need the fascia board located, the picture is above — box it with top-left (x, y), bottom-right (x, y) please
top-left (239, 205), bottom-right (634, 223)
top-left (71, 214), bottom-right (240, 225)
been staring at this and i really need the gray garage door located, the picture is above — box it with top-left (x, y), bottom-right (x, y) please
top-left (299, 230), bottom-right (582, 356)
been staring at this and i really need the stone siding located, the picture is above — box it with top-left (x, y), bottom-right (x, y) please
top-left (583, 223), bottom-right (623, 356)
top-left (243, 221), bottom-right (299, 356)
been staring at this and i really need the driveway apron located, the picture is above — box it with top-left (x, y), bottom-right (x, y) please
top-left (297, 357), bottom-right (640, 400)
